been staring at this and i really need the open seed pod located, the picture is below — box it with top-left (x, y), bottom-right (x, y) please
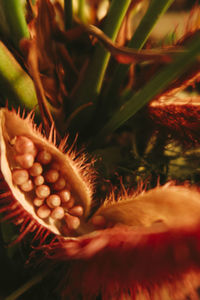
top-left (0, 108), bottom-right (94, 242)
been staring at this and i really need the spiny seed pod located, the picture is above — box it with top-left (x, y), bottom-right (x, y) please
top-left (148, 96), bottom-right (200, 146)
top-left (0, 108), bottom-right (94, 243)
top-left (90, 184), bottom-right (200, 229)
top-left (43, 184), bottom-right (200, 300)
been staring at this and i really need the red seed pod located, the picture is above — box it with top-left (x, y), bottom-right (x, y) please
top-left (148, 97), bottom-right (200, 146)
top-left (0, 108), bottom-right (94, 243)
top-left (43, 184), bottom-right (200, 300)
top-left (47, 224), bottom-right (200, 300)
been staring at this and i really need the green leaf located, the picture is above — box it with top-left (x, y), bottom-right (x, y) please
top-left (1, 0), bottom-right (29, 48)
top-left (92, 33), bottom-right (200, 146)
top-left (105, 0), bottom-right (175, 104)
top-left (72, 0), bottom-right (132, 108)
top-left (0, 41), bottom-right (38, 111)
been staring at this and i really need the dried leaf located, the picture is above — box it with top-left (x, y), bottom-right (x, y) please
top-left (83, 23), bottom-right (184, 63)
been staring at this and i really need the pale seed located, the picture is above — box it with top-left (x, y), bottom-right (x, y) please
top-left (34, 175), bottom-right (44, 186)
top-left (35, 185), bottom-right (50, 198)
top-left (44, 169), bottom-right (59, 183)
top-left (51, 206), bottom-right (65, 220)
top-left (68, 205), bottom-right (83, 217)
top-left (37, 205), bottom-right (51, 219)
top-left (33, 198), bottom-right (45, 207)
top-left (20, 179), bottom-right (34, 192)
top-left (29, 162), bottom-right (43, 176)
top-left (53, 177), bottom-right (66, 190)
top-left (15, 153), bottom-right (34, 169)
top-left (14, 136), bottom-right (37, 156)
top-left (59, 190), bottom-right (71, 202)
top-left (46, 194), bottom-right (61, 208)
top-left (37, 150), bottom-right (52, 165)
top-left (12, 169), bottom-right (29, 185)
top-left (64, 213), bottom-right (80, 230)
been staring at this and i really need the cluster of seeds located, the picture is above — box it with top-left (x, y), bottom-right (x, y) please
top-left (11, 136), bottom-right (84, 232)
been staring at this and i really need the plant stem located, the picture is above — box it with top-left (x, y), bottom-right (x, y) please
top-left (92, 33), bottom-right (200, 147)
top-left (1, 0), bottom-right (29, 48)
top-left (5, 269), bottom-right (49, 300)
top-left (130, 0), bottom-right (174, 49)
top-left (105, 0), bottom-right (175, 102)
top-left (73, 0), bottom-right (132, 107)
top-left (0, 41), bottom-right (38, 111)
top-left (64, 0), bottom-right (73, 30)
top-left (78, 0), bottom-right (86, 23)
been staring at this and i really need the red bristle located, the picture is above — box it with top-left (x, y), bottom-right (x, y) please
top-left (19, 216), bottom-right (31, 233)
top-left (0, 191), bottom-right (12, 199)
top-left (49, 236), bottom-right (58, 245)
top-left (1, 207), bottom-right (24, 222)
top-left (39, 230), bottom-right (51, 245)
top-left (0, 203), bottom-right (18, 213)
top-left (149, 98), bottom-right (200, 146)
top-left (9, 220), bottom-right (36, 246)
top-left (31, 225), bottom-right (45, 242)
top-left (30, 224), bottom-right (38, 233)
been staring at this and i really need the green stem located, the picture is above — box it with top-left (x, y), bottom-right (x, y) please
top-left (0, 41), bottom-right (38, 111)
top-left (78, 0), bottom-right (86, 23)
top-left (5, 269), bottom-right (49, 300)
top-left (92, 33), bottom-right (200, 147)
top-left (129, 0), bottom-right (174, 49)
top-left (106, 0), bottom-right (175, 102)
top-left (1, 0), bottom-right (29, 48)
top-left (73, 0), bottom-right (132, 107)
top-left (64, 0), bottom-right (73, 30)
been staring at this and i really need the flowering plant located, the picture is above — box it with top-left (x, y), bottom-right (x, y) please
top-left (1, 0), bottom-right (200, 299)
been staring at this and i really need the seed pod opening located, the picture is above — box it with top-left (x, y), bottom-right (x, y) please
top-left (0, 108), bottom-right (94, 241)
top-left (90, 184), bottom-right (200, 229)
